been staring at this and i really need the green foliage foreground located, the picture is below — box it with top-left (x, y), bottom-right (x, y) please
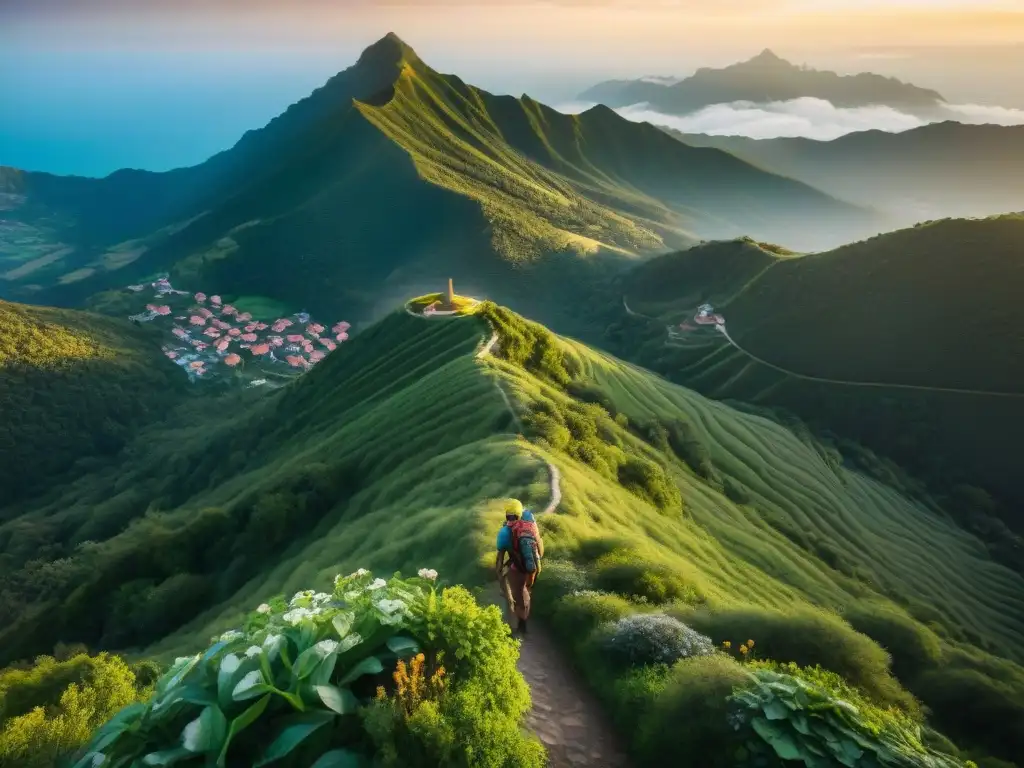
top-left (0, 651), bottom-right (156, 768)
top-left (75, 569), bottom-right (542, 768)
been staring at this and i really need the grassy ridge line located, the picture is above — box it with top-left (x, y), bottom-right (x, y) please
top-left (549, 337), bottom-right (1024, 654)
top-left (356, 60), bottom-right (685, 261)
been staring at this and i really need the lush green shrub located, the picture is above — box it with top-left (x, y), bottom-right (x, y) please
top-left (599, 614), bottom-right (715, 668)
top-left (76, 569), bottom-right (543, 768)
top-left (663, 418), bottom-right (720, 485)
top-left (565, 381), bottom-right (617, 416)
top-left (548, 591), bottom-right (635, 644)
top-left (522, 410), bottom-right (571, 451)
top-left (636, 654), bottom-right (753, 767)
top-left (0, 653), bottom-right (152, 768)
top-left (675, 605), bottom-right (917, 714)
top-left (478, 303), bottom-right (571, 385)
top-left (531, 559), bottom-right (590, 611)
top-left (730, 663), bottom-right (965, 768)
top-left (912, 667), bottom-right (1024, 765)
top-left (592, 550), bottom-right (702, 605)
top-left (843, 603), bottom-right (943, 681)
top-left (573, 536), bottom-right (633, 563)
top-left (617, 456), bottom-right (681, 511)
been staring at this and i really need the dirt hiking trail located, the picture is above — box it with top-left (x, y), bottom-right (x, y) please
top-left (473, 326), bottom-right (630, 766)
top-left (488, 457), bottom-right (629, 767)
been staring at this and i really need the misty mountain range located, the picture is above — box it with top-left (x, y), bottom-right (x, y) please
top-left (580, 49), bottom-right (947, 115)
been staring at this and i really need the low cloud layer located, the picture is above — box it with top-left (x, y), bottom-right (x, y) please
top-left (556, 97), bottom-right (1024, 140)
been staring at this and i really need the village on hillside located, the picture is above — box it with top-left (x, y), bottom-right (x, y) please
top-left (125, 275), bottom-right (351, 384)
top-left (666, 302), bottom-right (727, 344)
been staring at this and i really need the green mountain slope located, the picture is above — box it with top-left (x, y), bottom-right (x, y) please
top-left (581, 49), bottom-right (945, 114)
top-left (672, 122), bottom-right (1024, 225)
top-left (0, 299), bottom-right (184, 505)
top-left (607, 215), bottom-right (1024, 523)
top-left (0, 34), bottom-right (876, 329)
top-left (1, 301), bottom-right (1021, 764)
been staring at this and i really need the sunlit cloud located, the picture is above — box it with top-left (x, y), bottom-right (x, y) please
top-left (556, 97), bottom-right (1024, 141)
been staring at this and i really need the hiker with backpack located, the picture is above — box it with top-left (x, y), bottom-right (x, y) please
top-left (496, 498), bottom-right (543, 634)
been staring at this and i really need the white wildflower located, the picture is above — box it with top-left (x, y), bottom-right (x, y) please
top-left (375, 598), bottom-right (407, 615)
top-left (366, 578), bottom-right (387, 591)
top-left (219, 653), bottom-right (241, 676)
top-left (282, 607), bottom-right (313, 625)
top-left (181, 716), bottom-right (202, 751)
top-left (219, 630), bottom-right (244, 643)
top-left (232, 670), bottom-right (264, 699)
top-left (256, 603), bottom-right (271, 614)
top-left (343, 590), bottom-right (361, 601)
top-left (338, 633), bottom-right (363, 654)
top-left (417, 568), bottom-right (438, 581)
top-left (314, 639), bottom-right (339, 655)
top-left (312, 592), bottom-right (332, 606)
top-left (244, 645), bottom-right (262, 659)
top-left (171, 655), bottom-right (197, 671)
top-left (351, 568), bottom-right (369, 578)
top-left (289, 589), bottom-right (315, 607)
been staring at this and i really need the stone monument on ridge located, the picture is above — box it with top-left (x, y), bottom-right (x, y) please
top-left (446, 278), bottom-right (455, 309)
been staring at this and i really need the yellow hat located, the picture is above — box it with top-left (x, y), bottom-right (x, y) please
top-left (504, 498), bottom-right (523, 517)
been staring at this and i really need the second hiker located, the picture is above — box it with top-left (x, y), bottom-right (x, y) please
top-left (496, 498), bottom-right (543, 635)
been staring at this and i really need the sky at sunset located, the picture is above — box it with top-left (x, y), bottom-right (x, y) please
top-left (2, 0), bottom-right (1022, 175)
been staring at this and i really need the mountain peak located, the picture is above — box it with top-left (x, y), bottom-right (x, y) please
top-left (747, 48), bottom-right (789, 65)
top-left (355, 32), bottom-right (420, 72)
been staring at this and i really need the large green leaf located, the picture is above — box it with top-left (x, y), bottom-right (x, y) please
top-left (216, 694), bottom-right (271, 767)
top-left (94, 702), bottom-right (147, 738)
top-left (339, 656), bottom-right (384, 686)
top-left (751, 717), bottom-right (803, 761)
top-left (834, 737), bottom-right (864, 767)
top-left (150, 683), bottom-right (216, 723)
top-left (254, 711), bottom-right (337, 766)
top-left (181, 704), bottom-right (228, 754)
top-left (385, 635), bottom-right (420, 656)
top-left (309, 749), bottom-right (364, 768)
top-left (315, 685), bottom-right (359, 715)
top-left (293, 642), bottom-right (338, 682)
top-left (790, 710), bottom-right (812, 736)
top-left (141, 747), bottom-right (193, 766)
top-left (332, 612), bottom-right (355, 639)
top-left (217, 654), bottom-right (257, 709)
top-left (762, 700), bottom-right (790, 721)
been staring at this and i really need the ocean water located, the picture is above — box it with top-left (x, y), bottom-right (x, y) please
top-left (0, 49), bottom-right (339, 177)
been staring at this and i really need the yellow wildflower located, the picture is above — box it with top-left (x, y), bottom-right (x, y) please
top-left (722, 641), bottom-right (732, 649)
top-left (747, 639), bottom-right (755, 648)
top-left (739, 645), bottom-right (749, 655)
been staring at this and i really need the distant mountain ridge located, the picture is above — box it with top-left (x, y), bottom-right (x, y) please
top-left (581, 49), bottom-right (946, 114)
top-left (0, 34), bottom-right (878, 328)
top-left (609, 214), bottom-right (1024, 515)
top-left (670, 122), bottom-right (1024, 225)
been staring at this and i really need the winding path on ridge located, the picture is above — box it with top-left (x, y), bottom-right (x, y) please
top-left (410, 303), bottom-right (629, 764)
top-left (474, 322), bottom-right (630, 767)
top-left (622, 296), bottom-right (1024, 399)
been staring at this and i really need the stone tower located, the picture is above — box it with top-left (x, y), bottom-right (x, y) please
top-left (447, 278), bottom-right (455, 309)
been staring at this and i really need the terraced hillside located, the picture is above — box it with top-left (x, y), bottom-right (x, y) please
top-left (4, 301), bottom-right (1020, 764)
top-left (0, 34), bottom-right (876, 330)
top-left (605, 217), bottom-right (1024, 520)
top-left (0, 299), bottom-right (184, 505)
